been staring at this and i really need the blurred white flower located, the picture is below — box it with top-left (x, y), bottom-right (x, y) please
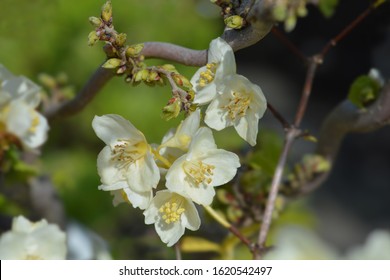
top-left (204, 74), bottom-right (267, 146)
top-left (165, 127), bottom-right (240, 205)
top-left (144, 190), bottom-right (200, 247)
top-left (191, 38), bottom-right (236, 105)
top-left (0, 216), bottom-right (67, 260)
top-left (92, 114), bottom-right (160, 194)
top-left (346, 230), bottom-right (390, 260)
top-left (264, 226), bottom-right (339, 260)
top-left (0, 64), bottom-right (49, 149)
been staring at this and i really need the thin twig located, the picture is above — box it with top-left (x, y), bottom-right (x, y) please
top-left (267, 102), bottom-right (291, 130)
top-left (255, 2), bottom-right (381, 258)
top-left (271, 27), bottom-right (307, 63)
top-left (175, 243), bottom-right (182, 260)
top-left (293, 56), bottom-right (321, 127)
top-left (256, 127), bottom-right (299, 257)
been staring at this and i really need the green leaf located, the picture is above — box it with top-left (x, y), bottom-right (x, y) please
top-left (348, 75), bottom-right (381, 109)
top-left (181, 236), bottom-right (221, 253)
top-left (318, 0), bottom-right (339, 18)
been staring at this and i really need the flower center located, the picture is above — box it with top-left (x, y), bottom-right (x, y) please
top-left (198, 63), bottom-right (218, 88)
top-left (159, 200), bottom-right (185, 224)
top-left (28, 110), bottom-right (40, 133)
top-left (183, 160), bottom-right (215, 185)
top-left (223, 91), bottom-right (251, 121)
top-left (112, 139), bottom-right (148, 168)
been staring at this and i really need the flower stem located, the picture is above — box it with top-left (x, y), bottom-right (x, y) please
top-left (204, 205), bottom-right (231, 228)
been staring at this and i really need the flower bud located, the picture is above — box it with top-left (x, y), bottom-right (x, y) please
top-left (161, 64), bottom-right (178, 73)
top-left (101, 1), bottom-right (112, 22)
top-left (173, 74), bottom-right (192, 90)
top-left (115, 33), bottom-right (127, 47)
top-left (88, 31), bottom-right (99, 46)
top-left (89, 16), bottom-right (102, 27)
top-left (148, 71), bottom-right (160, 82)
top-left (162, 98), bottom-right (181, 121)
top-left (102, 58), bottom-right (122, 69)
top-left (38, 73), bottom-right (57, 89)
top-left (126, 44), bottom-right (144, 57)
top-left (224, 15), bottom-right (245, 29)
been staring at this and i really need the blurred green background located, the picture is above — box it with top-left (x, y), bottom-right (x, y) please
top-left (0, 0), bottom-right (250, 259)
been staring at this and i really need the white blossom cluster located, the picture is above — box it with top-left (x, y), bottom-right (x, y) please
top-left (0, 65), bottom-right (49, 150)
top-left (92, 38), bottom-right (267, 246)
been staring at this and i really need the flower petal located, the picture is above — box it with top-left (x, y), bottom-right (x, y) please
top-left (202, 150), bottom-right (240, 186)
top-left (186, 127), bottom-right (217, 158)
top-left (92, 115), bottom-right (145, 147)
top-left (126, 151), bottom-right (160, 192)
top-left (97, 146), bottom-right (126, 185)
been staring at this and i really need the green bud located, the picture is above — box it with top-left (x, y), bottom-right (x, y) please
top-left (273, 5), bottom-right (287, 21)
top-left (161, 64), bottom-right (178, 73)
top-left (148, 71), bottom-right (160, 82)
top-left (101, 1), bottom-right (112, 22)
top-left (134, 69), bottom-right (149, 82)
top-left (115, 33), bottom-right (127, 47)
top-left (172, 74), bottom-right (192, 90)
top-left (126, 44), bottom-right (144, 57)
top-left (162, 98), bottom-right (181, 121)
top-left (224, 15), bottom-right (245, 29)
top-left (284, 15), bottom-right (297, 32)
top-left (297, 4), bottom-right (308, 17)
top-left (102, 58), bottom-right (122, 69)
top-left (89, 16), bottom-right (102, 27)
top-left (88, 31), bottom-right (99, 46)
top-left (38, 73), bottom-right (57, 89)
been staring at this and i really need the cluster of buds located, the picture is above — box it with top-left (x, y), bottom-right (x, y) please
top-left (272, 0), bottom-right (308, 32)
top-left (89, 1), bottom-right (195, 120)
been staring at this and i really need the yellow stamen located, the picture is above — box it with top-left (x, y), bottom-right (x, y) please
top-left (198, 63), bottom-right (218, 88)
top-left (159, 200), bottom-right (185, 224)
top-left (112, 139), bottom-right (148, 169)
top-left (183, 160), bottom-right (215, 185)
top-left (223, 91), bottom-right (251, 121)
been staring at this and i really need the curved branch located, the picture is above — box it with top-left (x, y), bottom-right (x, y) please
top-left (142, 42), bottom-right (207, 67)
top-left (300, 81), bottom-right (390, 194)
top-left (44, 65), bottom-right (115, 122)
top-left (45, 0), bottom-right (275, 121)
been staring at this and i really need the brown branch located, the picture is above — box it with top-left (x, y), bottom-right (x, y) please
top-left (300, 81), bottom-right (390, 194)
top-left (44, 65), bottom-right (115, 122)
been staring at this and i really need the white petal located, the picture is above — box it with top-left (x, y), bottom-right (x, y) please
top-left (181, 199), bottom-right (201, 230)
top-left (165, 155), bottom-right (191, 198)
top-left (97, 146), bottom-right (126, 185)
top-left (183, 182), bottom-right (216, 206)
top-left (235, 114), bottom-right (258, 146)
top-left (204, 97), bottom-right (232, 131)
top-left (187, 127), bottom-right (217, 158)
top-left (202, 150), bottom-right (240, 186)
top-left (209, 38), bottom-right (236, 79)
top-left (5, 100), bottom-right (32, 137)
top-left (122, 187), bottom-right (152, 210)
top-left (22, 112), bottom-right (49, 149)
top-left (155, 220), bottom-right (185, 247)
top-left (92, 115), bottom-right (145, 147)
top-left (98, 180), bottom-right (128, 191)
top-left (126, 151), bottom-right (160, 192)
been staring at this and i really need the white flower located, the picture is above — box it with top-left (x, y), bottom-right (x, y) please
top-left (204, 74), bottom-right (267, 146)
top-left (346, 230), bottom-right (390, 260)
top-left (191, 38), bottom-right (236, 105)
top-left (165, 127), bottom-right (240, 205)
top-left (92, 114), bottom-right (160, 193)
top-left (156, 109), bottom-right (201, 172)
top-left (144, 190), bottom-right (200, 247)
top-left (159, 109), bottom-right (200, 151)
top-left (101, 181), bottom-right (152, 210)
top-left (0, 65), bottom-right (49, 149)
top-left (264, 226), bottom-right (339, 260)
top-left (0, 216), bottom-right (67, 260)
